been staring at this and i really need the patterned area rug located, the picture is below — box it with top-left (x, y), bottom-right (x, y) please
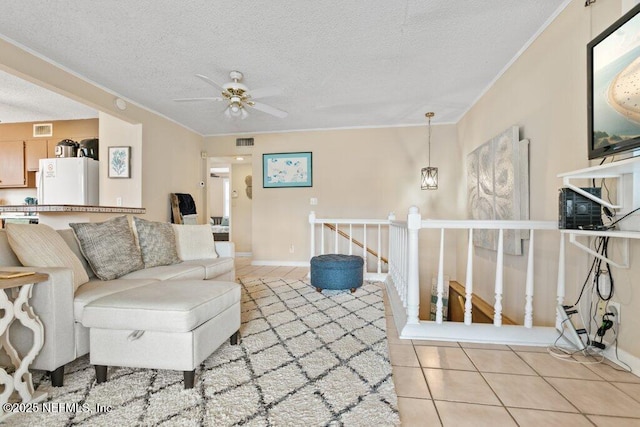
top-left (10, 278), bottom-right (399, 426)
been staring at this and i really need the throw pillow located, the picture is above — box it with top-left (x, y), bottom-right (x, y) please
top-left (133, 217), bottom-right (181, 268)
top-left (221, 217), bottom-right (229, 226)
top-left (6, 223), bottom-right (90, 291)
top-left (172, 224), bottom-right (218, 260)
top-left (70, 216), bottom-right (144, 280)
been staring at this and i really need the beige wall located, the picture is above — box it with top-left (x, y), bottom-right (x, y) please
top-left (205, 124), bottom-right (461, 313)
top-left (231, 163), bottom-right (252, 253)
top-left (457, 0), bottom-right (640, 356)
top-left (0, 38), bottom-right (204, 224)
top-left (98, 112), bottom-right (142, 207)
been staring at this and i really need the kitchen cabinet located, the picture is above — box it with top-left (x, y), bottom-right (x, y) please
top-left (25, 140), bottom-right (48, 171)
top-left (0, 141), bottom-right (26, 187)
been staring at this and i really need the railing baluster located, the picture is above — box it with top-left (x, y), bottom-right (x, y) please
top-left (524, 229), bottom-right (535, 328)
top-left (464, 228), bottom-right (474, 325)
top-left (377, 224), bottom-right (382, 274)
top-left (436, 228), bottom-right (445, 324)
top-left (320, 224), bottom-right (325, 255)
top-left (363, 224), bottom-right (367, 268)
top-left (402, 227), bottom-right (408, 306)
top-left (556, 233), bottom-right (566, 329)
top-left (334, 223), bottom-right (339, 253)
top-left (309, 212), bottom-right (316, 259)
top-left (494, 228), bottom-right (504, 327)
top-left (348, 224), bottom-right (353, 255)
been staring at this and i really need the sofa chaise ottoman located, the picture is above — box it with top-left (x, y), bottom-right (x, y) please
top-left (81, 280), bottom-right (241, 388)
top-left (0, 217), bottom-right (237, 388)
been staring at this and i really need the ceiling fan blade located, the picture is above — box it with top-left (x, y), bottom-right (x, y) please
top-left (248, 86), bottom-right (282, 100)
top-left (173, 97), bottom-right (223, 102)
top-left (195, 74), bottom-right (226, 93)
top-left (250, 101), bottom-right (288, 118)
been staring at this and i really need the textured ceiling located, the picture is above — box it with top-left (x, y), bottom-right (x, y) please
top-left (0, 1), bottom-right (568, 135)
top-left (0, 70), bottom-right (97, 124)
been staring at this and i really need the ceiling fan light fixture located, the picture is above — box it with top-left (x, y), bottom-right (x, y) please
top-left (184, 70), bottom-right (287, 120)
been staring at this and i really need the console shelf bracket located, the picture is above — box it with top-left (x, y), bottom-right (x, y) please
top-left (562, 176), bottom-right (623, 210)
top-left (564, 230), bottom-right (630, 269)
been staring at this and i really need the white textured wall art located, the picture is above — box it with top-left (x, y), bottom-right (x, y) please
top-left (467, 126), bottom-right (529, 255)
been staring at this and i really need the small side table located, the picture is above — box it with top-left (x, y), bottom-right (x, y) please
top-left (0, 273), bottom-right (49, 419)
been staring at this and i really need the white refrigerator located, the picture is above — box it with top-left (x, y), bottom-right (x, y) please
top-left (37, 158), bottom-right (99, 205)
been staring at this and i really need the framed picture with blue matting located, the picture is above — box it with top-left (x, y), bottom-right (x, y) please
top-left (263, 152), bottom-right (312, 188)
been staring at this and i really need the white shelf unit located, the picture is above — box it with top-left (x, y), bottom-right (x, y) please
top-left (558, 156), bottom-right (640, 268)
top-left (558, 156), bottom-right (640, 209)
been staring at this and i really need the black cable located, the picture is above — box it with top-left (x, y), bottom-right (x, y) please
top-left (613, 324), bottom-right (633, 372)
top-left (600, 181), bottom-right (615, 221)
top-left (573, 236), bottom-right (606, 306)
top-left (592, 158), bottom-right (607, 187)
top-left (606, 205), bottom-right (640, 228)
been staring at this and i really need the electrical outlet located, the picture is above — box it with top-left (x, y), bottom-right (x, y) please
top-left (597, 300), bottom-right (621, 324)
top-left (596, 299), bottom-right (608, 320)
top-left (289, 244), bottom-right (295, 253)
top-left (609, 302), bottom-right (621, 324)
top-left (116, 197), bottom-right (122, 207)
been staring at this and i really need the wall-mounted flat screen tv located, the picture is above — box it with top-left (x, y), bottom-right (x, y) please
top-left (588, 3), bottom-right (640, 160)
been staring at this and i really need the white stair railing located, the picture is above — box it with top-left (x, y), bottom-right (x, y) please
top-left (385, 207), bottom-right (561, 345)
top-left (309, 212), bottom-right (391, 280)
top-left (310, 208), bottom-right (563, 346)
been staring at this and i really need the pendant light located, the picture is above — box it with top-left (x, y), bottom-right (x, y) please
top-left (421, 112), bottom-right (438, 190)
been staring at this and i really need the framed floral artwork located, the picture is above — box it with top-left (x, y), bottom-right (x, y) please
top-left (263, 152), bottom-right (312, 188)
top-left (108, 146), bottom-right (131, 178)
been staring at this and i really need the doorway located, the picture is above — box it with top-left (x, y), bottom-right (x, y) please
top-left (207, 156), bottom-right (252, 256)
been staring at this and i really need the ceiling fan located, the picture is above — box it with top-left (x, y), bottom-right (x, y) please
top-left (174, 71), bottom-right (288, 120)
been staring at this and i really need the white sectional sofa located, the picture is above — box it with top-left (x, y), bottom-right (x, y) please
top-left (0, 218), bottom-right (236, 387)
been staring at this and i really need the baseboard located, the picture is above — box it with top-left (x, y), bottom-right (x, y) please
top-left (251, 260), bottom-right (310, 267)
top-left (603, 341), bottom-right (640, 377)
top-left (236, 252), bottom-right (253, 258)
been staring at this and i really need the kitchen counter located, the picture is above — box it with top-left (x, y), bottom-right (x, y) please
top-left (0, 205), bottom-right (145, 214)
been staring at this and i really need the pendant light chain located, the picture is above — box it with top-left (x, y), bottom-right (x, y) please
top-left (428, 113), bottom-right (432, 167)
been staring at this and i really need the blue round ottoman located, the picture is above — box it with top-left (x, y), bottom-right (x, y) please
top-left (310, 254), bottom-right (364, 293)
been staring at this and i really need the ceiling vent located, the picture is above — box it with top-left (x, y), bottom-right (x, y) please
top-left (33, 123), bottom-right (53, 137)
top-left (236, 138), bottom-right (254, 147)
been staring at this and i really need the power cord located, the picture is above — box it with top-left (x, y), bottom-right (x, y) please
top-left (548, 319), bottom-right (604, 364)
top-left (573, 236), bottom-right (606, 306)
top-left (611, 321), bottom-right (632, 372)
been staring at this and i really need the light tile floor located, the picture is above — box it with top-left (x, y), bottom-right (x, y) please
top-left (235, 259), bottom-right (640, 426)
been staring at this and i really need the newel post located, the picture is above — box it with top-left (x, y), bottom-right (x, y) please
top-left (309, 211), bottom-right (316, 260)
top-left (406, 206), bottom-right (421, 324)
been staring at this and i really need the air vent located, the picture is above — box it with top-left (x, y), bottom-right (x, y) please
top-left (236, 138), bottom-right (254, 147)
top-left (33, 123), bottom-right (53, 137)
